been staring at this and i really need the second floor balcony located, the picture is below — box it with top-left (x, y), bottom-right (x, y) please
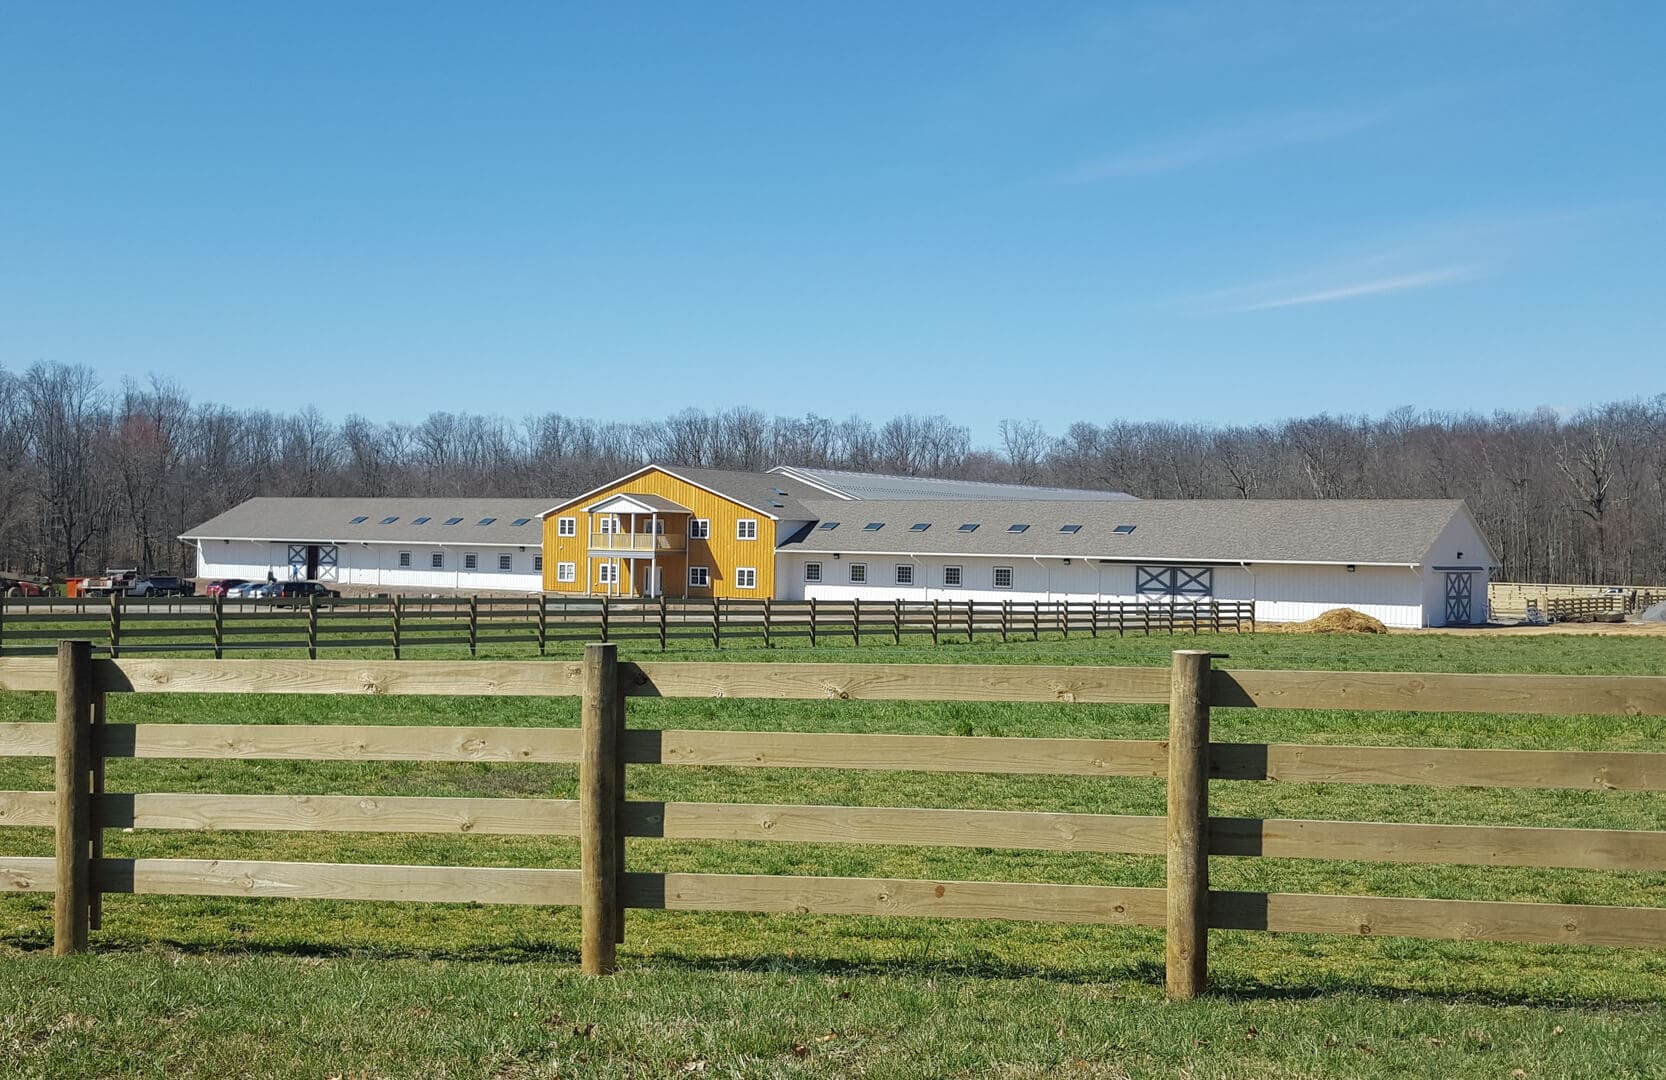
top-left (589, 532), bottom-right (686, 554)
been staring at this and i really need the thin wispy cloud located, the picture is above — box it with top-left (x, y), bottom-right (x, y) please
top-left (1064, 103), bottom-right (1394, 183)
top-left (1231, 265), bottom-right (1480, 311)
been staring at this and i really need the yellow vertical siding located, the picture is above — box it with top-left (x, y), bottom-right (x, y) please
top-left (540, 468), bottom-right (777, 598)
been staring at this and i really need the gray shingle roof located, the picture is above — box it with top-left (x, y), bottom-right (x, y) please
top-left (181, 498), bottom-right (552, 546)
top-left (777, 499), bottom-right (1473, 565)
top-left (772, 466), bottom-right (1134, 501)
top-left (585, 492), bottom-right (693, 513)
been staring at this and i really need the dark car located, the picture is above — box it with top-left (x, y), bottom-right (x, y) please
top-left (128, 575), bottom-right (195, 598)
top-left (272, 581), bottom-right (341, 607)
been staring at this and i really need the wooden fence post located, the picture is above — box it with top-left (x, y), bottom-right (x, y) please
top-left (965, 600), bottom-right (973, 643)
top-left (108, 593), bottom-right (121, 659)
top-left (466, 596), bottom-right (479, 657)
top-left (55, 640), bottom-right (96, 955)
top-left (1031, 601), bottom-right (1040, 641)
top-left (211, 595), bottom-right (225, 659)
top-left (852, 598), bottom-right (861, 647)
top-left (536, 595), bottom-right (548, 657)
top-left (600, 596), bottom-right (610, 643)
top-left (1166, 648), bottom-right (1213, 1000)
top-left (809, 597), bottom-right (817, 648)
top-left (660, 594), bottom-right (670, 652)
top-left (579, 642), bottom-right (621, 975)
top-left (930, 599), bottom-right (939, 646)
top-left (1060, 602), bottom-right (1068, 640)
top-left (892, 598), bottom-right (902, 645)
top-left (1, 592), bottom-right (8, 653)
top-left (1000, 600), bottom-right (1010, 642)
top-left (306, 595), bottom-right (320, 660)
top-left (711, 598), bottom-right (720, 650)
top-left (392, 595), bottom-right (404, 659)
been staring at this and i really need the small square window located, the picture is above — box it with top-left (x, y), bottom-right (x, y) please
top-left (993, 566), bottom-right (1014, 589)
top-left (895, 564), bottom-right (914, 585)
top-left (431, 552), bottom-right (444, 569)
top-left (688, 566), bottom-right (711, 588)
top-left (464, 553), bottom-right (478, 570)
top-left (690, 519), bottom-right (711, 539)
top-left (498, 554), bottom-right (513, 571)
top-left (849, 563), bottom-right (867, 584)
top-left (556, 561), bottom-right (575, 582)
top-left (943, 565), bottom-right (963, 587)
top-left (804, 562), bottom-right (822, 583)
top-left (736, 567), bottom-right (757, 589)
top-left (398, 551), bottom-right (412, 568)
top-left (558, 517), bottom-right (577, 537)
top-left (736, 519), bottom-right (758, 541)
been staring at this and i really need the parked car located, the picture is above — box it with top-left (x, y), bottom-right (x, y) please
top-left (204, 578), bottom-right (248, 598)
top-left (272, 581), bottom-right (341, 607)
top-left (226, 581), bottom-right (273, 598)
top-left (127, 575), bottom-right (195, 598)
top-left (1, 574), bottom-right (49, 598)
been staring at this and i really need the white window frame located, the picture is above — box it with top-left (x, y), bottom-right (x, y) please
top-left (431, 552), bottom-right (444, 569)
top-left (557, 517), bottom-right (576, 537)
top-left (597, 563), bottom-right (618, 585)
top-left (464, 553), bottom-right (479, 571)
top-left (895, 564), bottom-right (914, 586)
top-left (943, 565), bottom-right (963, 588)
top-left (398, 551), bottom-right (412, 568)
top-left (498, 553), bottom-right (513, 572)
top-left (992, 565), bottom-right (1014, 590)
top-left (736, 567), bottom-right (757, 590)
top-left (556, 561), bottom-right (575, 583)
top-left (736, 519), bottom-right (758, 541)
top-left (688, 566), bottom-right (711, 588)
top-left (690, 518), bottom-right (710, 540)
top-left (804, 562), bottom-right (822, 583)
top-left (849, 562), bottom-right (867, 584)
top-left (597, 516), bottom-right (618, 535)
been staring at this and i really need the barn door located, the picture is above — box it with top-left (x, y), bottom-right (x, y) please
top-left (1444, 572), bottom-right (1473, 625)
top-left (314, 545), bottom-right (338, 583)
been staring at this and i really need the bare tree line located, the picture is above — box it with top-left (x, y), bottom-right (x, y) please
top-left (2, 362), bottom-right (1663, 585)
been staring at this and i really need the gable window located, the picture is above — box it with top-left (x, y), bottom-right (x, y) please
top-left (804, 562), bottom-right (822, 583)
top-left (1137, 566), bottom-right (1213, 598)
top-left (688, 566), bottom-right (711, 588)
top-left (398, 551), bottom-right (412, 568)
top-left (736, 519), bottom-right (758, 541)
top-left (431, 552), bottom-right (444, 569)
top-left (534, 555), bottom-right (544, 572)
top-left (556, 561), bottom-right (575, 583)
top-left (993, 565), bottom-right (1014, 589)
top-left (498, 554), bottom-right (513, 571)
top-left (557, 517), bottom-right (577, 537)
top-left (849, 563), bottom-right (867, 584)
top-left (736, 567), bottom-right (757, 590)
top-left (943, 565), bottom-right (963, 587)
top-left (464, 553), bottom-right (479, 570)
top-left (690, 519), bottom-right (710, 539)
top-left (895, 564), bottom-right (914, 585)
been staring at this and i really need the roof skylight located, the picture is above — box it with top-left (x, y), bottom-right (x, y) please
top-left (444, 517), bottom-right (463, 526)
top-left (1059, 524), bottom-right (1083, 534)
top-left (411, 517), bottom-right (431, 525)
top-left (380, 516), bottom-right (399, 525)
top-left (349, 516), bottom-right (369, 524)
top-left (511, 518), bottom-right (532, 526)
top-left (1113, 524), bottom-right (1136, 535)
top-left (818, 521), bottom-right (840, 530)
top-left (477, 517), bottom-right (496, 525)
top-left (910, 523), bottom-right (931, 532)
top-left (958, 524), bottom-right (979, 532)
top-left (1008, 524), bottom-right (1030, 533)
top-left (863, 522), bottom-right (884, 531)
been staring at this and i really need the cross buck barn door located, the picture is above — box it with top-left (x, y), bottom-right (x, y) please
top-left (1444, 572), bottom-right (1473, 625)
top-left (286, 544), bottom-right (339, 581)
top-left (315, 545), bottom-right (339, 582)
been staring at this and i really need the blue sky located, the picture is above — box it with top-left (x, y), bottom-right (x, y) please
top-left (2, 2), bottom-right (1662, 441)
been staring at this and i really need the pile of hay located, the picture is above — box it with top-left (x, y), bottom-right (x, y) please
top-left (1272, 607), bottom-right (1389, 634)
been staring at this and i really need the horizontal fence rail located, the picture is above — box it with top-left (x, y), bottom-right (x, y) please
top-left (0, 594), bottom-right (1254, 659)
top-left (2, 651), bottom-right (1664, 994)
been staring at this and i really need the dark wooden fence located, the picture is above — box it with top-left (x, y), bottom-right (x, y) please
top-left (0, 595), bottom-right (1255, 658)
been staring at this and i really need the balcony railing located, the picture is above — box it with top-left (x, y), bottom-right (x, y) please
top-left (589, 532), bottom-right (686, 553)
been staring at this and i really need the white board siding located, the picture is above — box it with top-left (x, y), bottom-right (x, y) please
top-left (194, 540), bottom-right (542, 594)
top-left (1417, 509), bottom-right (1495, 626)
top-left (774, 554), bottom-right (1427, 628)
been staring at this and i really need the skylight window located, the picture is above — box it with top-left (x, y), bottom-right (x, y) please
top-left (349, 516), bottom-right (369, 524)
top-left (1113, 524), bottom-right (1137, 535)
top-left (958, 524), bottom-right (979, 532)
top-left (818, 521), bottom-right (840, 530)
top-left (511, 518), bottom-right (531, 526)
top-left (1008, 524), bottom-right (1030, 533)
top-left (477, 517), bottom-right (496, 525)
top-left (380, 516), bottom-right (399, 525)
top-left (1059, 524), bottom-right (1083, 534)
top-left (863, 522), bottom-right (885, 532)
top-left (910, 523), bottom-right (931, 532)
top-left (412, 517), bottom-right (431, 525)
top-left (444, 517), bottom-right (463, 526)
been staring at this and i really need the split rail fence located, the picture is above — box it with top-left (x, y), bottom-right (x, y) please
top-left (0, 595), bottom-right (1254, 660)
top-left (3, 646), bottom-right (1665, 996)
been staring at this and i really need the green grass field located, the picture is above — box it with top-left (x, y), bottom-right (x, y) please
top-left (3, 631), bottom-right (1665, 1077)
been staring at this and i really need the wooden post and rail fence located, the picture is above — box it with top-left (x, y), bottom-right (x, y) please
top-left (4, 648), bottom-right (1666, 995)
top-left (0, 595), bottom-right (1255, 659)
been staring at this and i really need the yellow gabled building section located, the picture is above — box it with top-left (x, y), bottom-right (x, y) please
top-left (540, 467), bottom-right (778, 598)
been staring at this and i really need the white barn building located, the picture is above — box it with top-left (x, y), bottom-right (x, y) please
top-left (181, 498), bottom-right (551, 593)
top-left (773, 498), bottom-right (1498, 628)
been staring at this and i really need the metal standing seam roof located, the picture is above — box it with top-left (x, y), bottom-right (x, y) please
top-left (770, 465), bottom-right (1136, 501)
top-left (180, 498), bottom-right (554, 546)
top-left (776, 499), bottom-right (1476, 565)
